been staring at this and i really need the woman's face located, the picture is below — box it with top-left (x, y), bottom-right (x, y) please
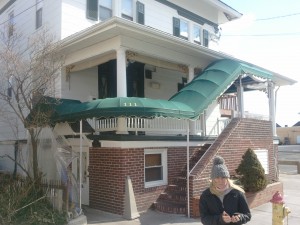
top-left (213, 177), bottom-right (228, 191)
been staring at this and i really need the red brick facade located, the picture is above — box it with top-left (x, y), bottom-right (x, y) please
top-left (189, 118), bottom-right (279, 217)
top-left (89, 146), bottom-right (202, 214)
top-left (89, 118), bottom-right (280, 216)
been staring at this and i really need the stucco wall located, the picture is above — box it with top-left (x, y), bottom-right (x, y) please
top-left (276, 126), bottom-right (300, 145)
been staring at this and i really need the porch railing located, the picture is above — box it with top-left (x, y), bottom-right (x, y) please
top-left (87, 110), bottom-right (269, 137)
top-left (90, 117), bottom-right (202, 136)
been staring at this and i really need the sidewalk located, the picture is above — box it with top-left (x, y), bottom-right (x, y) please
top-left (85, 173), bottom-right (300, 225)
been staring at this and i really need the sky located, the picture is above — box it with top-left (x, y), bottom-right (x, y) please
top-left (218, 0), bottom-right (300, 127)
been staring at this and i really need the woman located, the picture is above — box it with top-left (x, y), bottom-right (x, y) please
top-left (199, 156), bottom-right (251, 225)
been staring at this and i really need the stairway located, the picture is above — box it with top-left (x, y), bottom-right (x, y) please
top-left (153, 144), bottom-right (210, 214)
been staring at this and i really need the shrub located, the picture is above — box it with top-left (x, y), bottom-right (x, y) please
top-left (0, 173), bottom-right (67, 225)
top-left (235, 148), bottom-right (268, 192)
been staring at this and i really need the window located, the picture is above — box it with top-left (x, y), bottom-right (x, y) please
top-left (8, 11), bottom-right (14, 37)
top-left (173, 17), bottom-right (188, 40)
top-left (136, 1), bottom-right (144, 25)
top-left (193, 25), bottom-right (201, 44)
top-left (36, 0), bottom-right (43, 29)
top-left (7, 76), bottom-right (13, 99)
top-left (144, 149), bottom-right (167, 188)
top-left (99, 0), bottom-right (112, 21)
top-left (121, 0), bottom-right (133, 21)
top-left (203, 29), bottom-right (209, 47)
top-left (87, 0), bottom-right (98, 20)
top-left (36, 8), bottom-right (43, 29)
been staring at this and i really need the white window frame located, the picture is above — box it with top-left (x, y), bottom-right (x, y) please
top-left (254, 149), bottom-right (269, 174)
top-left (144, 149), bottom-right (168, 188)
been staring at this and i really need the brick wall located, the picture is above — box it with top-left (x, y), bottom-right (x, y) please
top-left (89, 146), bottom-right (202, 215)
top-left (189, 118), bottom-right (279, 217)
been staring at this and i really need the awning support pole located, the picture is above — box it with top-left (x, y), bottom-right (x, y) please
top-left (79, 119), bottom-right (82, 211)
top-left (186, 120), bottom-right (190, 218)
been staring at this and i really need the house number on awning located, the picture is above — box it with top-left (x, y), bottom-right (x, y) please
top-left (123, 102), bottom-right (137, 106)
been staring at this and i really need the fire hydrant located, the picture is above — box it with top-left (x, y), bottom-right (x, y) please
top-left (270, 191), bottom-right (291, 225)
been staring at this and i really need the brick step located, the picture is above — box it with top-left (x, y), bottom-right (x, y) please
top-left (166, 184), bottom-right (186, 192)
top-left (153, 201), bottom-right (186, 214)
top-left (158, 192), bottom-right (187, 202)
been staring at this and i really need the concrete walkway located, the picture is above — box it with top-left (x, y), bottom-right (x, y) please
top-left (85, 173), bottom-right (300, 225)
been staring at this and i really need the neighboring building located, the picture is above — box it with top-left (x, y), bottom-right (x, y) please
top-left (0, 0), bottom-right (297, 218)
top-left (277, 122), bottom-right (300, 145)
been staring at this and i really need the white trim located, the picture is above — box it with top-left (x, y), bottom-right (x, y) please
top-left (144, 148), bottom-right (168, 188)
top-left (100, 140), bottom-right (209, 148)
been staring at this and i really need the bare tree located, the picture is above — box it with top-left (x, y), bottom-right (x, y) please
top-left (0, 26), bottom-right (65, 180)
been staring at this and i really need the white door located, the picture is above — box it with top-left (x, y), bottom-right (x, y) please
top-left (297, 136), bottom-right (300, 144)
top-left (72, 151), bottom-right (89, 206)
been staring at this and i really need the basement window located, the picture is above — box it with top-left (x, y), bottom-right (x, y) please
top-left (254, 149), bottom-right (269, 174)
top-left (144, 149), bottom-right (167, 188)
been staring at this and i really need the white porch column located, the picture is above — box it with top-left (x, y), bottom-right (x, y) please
top-left (188, 66), bottom-right (197, 135)
top-left (237, 77), bottom-right (245, 118)
top-left (116, 47), bottom-right (128, 134)
top-left (116, 47), bottom-right (127, 97)
top-left (268, 81), bottom-right (276, 136)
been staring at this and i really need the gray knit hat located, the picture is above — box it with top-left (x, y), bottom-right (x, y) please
top-left (211, 156), bottom-right (230, 179)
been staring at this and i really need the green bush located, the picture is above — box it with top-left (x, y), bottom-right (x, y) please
top-left (235, 148), bottom-right (268, 192)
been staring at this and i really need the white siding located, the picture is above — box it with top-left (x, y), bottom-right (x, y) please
top-left (61, 67), bottom-right (98, 102)
top-left (145, 66), bottom-right (184, 100)
top-left (61, 0), bottom-right (95, 39)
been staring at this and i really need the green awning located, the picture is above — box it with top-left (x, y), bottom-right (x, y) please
top-left (169, 59), bottom-right (273, 115)
top-left (27, 59), bottom-right (274, 125)
top-left (49, 97), bottom-right (197, 123)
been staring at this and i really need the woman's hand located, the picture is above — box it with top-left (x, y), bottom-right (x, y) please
top-left (231, 213), bottom-right (240, 223)
top-left (222, 211), bottom-right (232, 223)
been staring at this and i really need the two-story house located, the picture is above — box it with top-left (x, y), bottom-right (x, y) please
top-left (0, 0), bottom-right (296, 219)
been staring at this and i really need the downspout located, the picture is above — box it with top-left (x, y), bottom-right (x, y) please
top-left (274, 86), bottom-right (280, 181)
top-left (79, 120), bottom-right (83, 212)
top-left (13, 141), bottom-right (18, 179)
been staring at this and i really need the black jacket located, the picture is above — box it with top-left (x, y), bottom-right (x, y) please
top-left (199, 188), bottom-right (251, 225)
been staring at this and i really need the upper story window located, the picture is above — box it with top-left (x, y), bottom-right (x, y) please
top-left (136, 1), bottom-right (144, 25)
top-left (8, 11), bottom-right (14, 37)
top-left (86, 0), bottom-right (99, 21)
top-left (203, 29), bottom-right (209, 47)
top-left (36, 8), bottom-right (43, 29)
top-left (173, 17), bottom-right (188, 40)
top-left (121, 0), bottom-right (133, 21)
top-left (36, 0), bottom-right (43, 29)
top-left (7, 76), bottom-right (13, 99)
top-left (99, 0), bottom-right (112, 21)
top-left (193, 25), bottom-right (201, 45)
